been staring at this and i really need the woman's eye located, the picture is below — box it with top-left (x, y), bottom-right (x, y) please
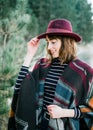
top-left (46, 40), bottom-right (56, 45)
top-left (51, 41), bottom-right (56, 44)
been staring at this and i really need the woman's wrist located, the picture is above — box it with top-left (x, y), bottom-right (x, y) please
top-left (60, 108), bottom-right (74, 118)
top-left (60, 108), bottom-right (81, 118)
top-left (65, 107), bottom-right (81, 118)
top-left (22, 53), bottom-right (33, 67)
top-left (64, 109), bottom-right (74, 118)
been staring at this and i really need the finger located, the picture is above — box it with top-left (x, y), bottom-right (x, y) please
top-left (32, 37), bottom-right (39, 43)
top-left (28, 37), bottom-right (39, 45)
top-left (47, 105), bottom-right (56, 109)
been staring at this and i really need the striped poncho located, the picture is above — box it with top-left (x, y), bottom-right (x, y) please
top-left (8, 58), bottom-right (93, 130)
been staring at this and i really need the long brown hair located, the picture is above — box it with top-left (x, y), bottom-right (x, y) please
top-left (46, 35), bottom-right (77, 64)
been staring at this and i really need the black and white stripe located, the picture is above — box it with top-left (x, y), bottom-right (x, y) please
top-left (14, 66), bottom-right (28, 92)
top-left (43, 58), bottom-right (68, 111)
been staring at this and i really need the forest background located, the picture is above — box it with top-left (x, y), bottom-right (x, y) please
top-left (0, 0), bottom-right (93, 129)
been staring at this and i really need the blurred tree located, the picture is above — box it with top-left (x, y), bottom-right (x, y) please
top-left (28, 0), bottom-right (49, 33)
top-left (75, 0), bottom-right (93, 43)
top-left (0, 0), bottom-right (39, 129)
top-left (0, 0), bottom-right (17, 19)
top-left (28, 0), bottom-right (93, 43)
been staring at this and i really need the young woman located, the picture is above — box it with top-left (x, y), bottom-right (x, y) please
top-left (8, 19), bottom-right (93, 130)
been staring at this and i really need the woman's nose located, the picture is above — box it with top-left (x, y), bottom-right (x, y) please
top-left (47, 43), bottom-right (52, 50)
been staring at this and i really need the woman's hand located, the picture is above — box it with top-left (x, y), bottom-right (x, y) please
top-left (47, 105), bottom-right (74, 119)
top-left (23, 37), bottom-right (40, 67)
top-left (27, 37), bottom-right (40, 56)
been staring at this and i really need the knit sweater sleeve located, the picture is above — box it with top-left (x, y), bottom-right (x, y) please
top-left (14, 66), bottom-right (29, 94)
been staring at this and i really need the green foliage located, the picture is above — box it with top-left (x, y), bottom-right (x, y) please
top-left (0, 0), bottom-right (17, 19)
top-left (0, 0), bottom-right (39, 45)
top-left (0, 0), bottom-right (39, 129)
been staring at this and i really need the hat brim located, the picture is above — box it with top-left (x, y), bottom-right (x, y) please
top-left (37, 32), bottom-right (82, 42)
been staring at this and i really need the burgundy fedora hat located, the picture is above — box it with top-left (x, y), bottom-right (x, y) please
top-left (37, 19), bottom-right (82, 42)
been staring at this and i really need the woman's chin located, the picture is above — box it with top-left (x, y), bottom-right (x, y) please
top-left (52, 56), bottom-right (59, 59)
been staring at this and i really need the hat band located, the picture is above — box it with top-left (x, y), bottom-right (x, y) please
top-left (46, 28), bottom-right (72, 33)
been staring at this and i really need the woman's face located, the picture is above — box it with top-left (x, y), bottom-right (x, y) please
top-left (46, 36), bottom-right (62, 58)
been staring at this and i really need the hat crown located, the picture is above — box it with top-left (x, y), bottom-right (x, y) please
top-left (47, 19), bottom-right (72, 32)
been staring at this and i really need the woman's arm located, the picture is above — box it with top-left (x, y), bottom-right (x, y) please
top-left (23, 37), bottom-right (40, 67)
top-left (8, 37), bottom-right (40, 130)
